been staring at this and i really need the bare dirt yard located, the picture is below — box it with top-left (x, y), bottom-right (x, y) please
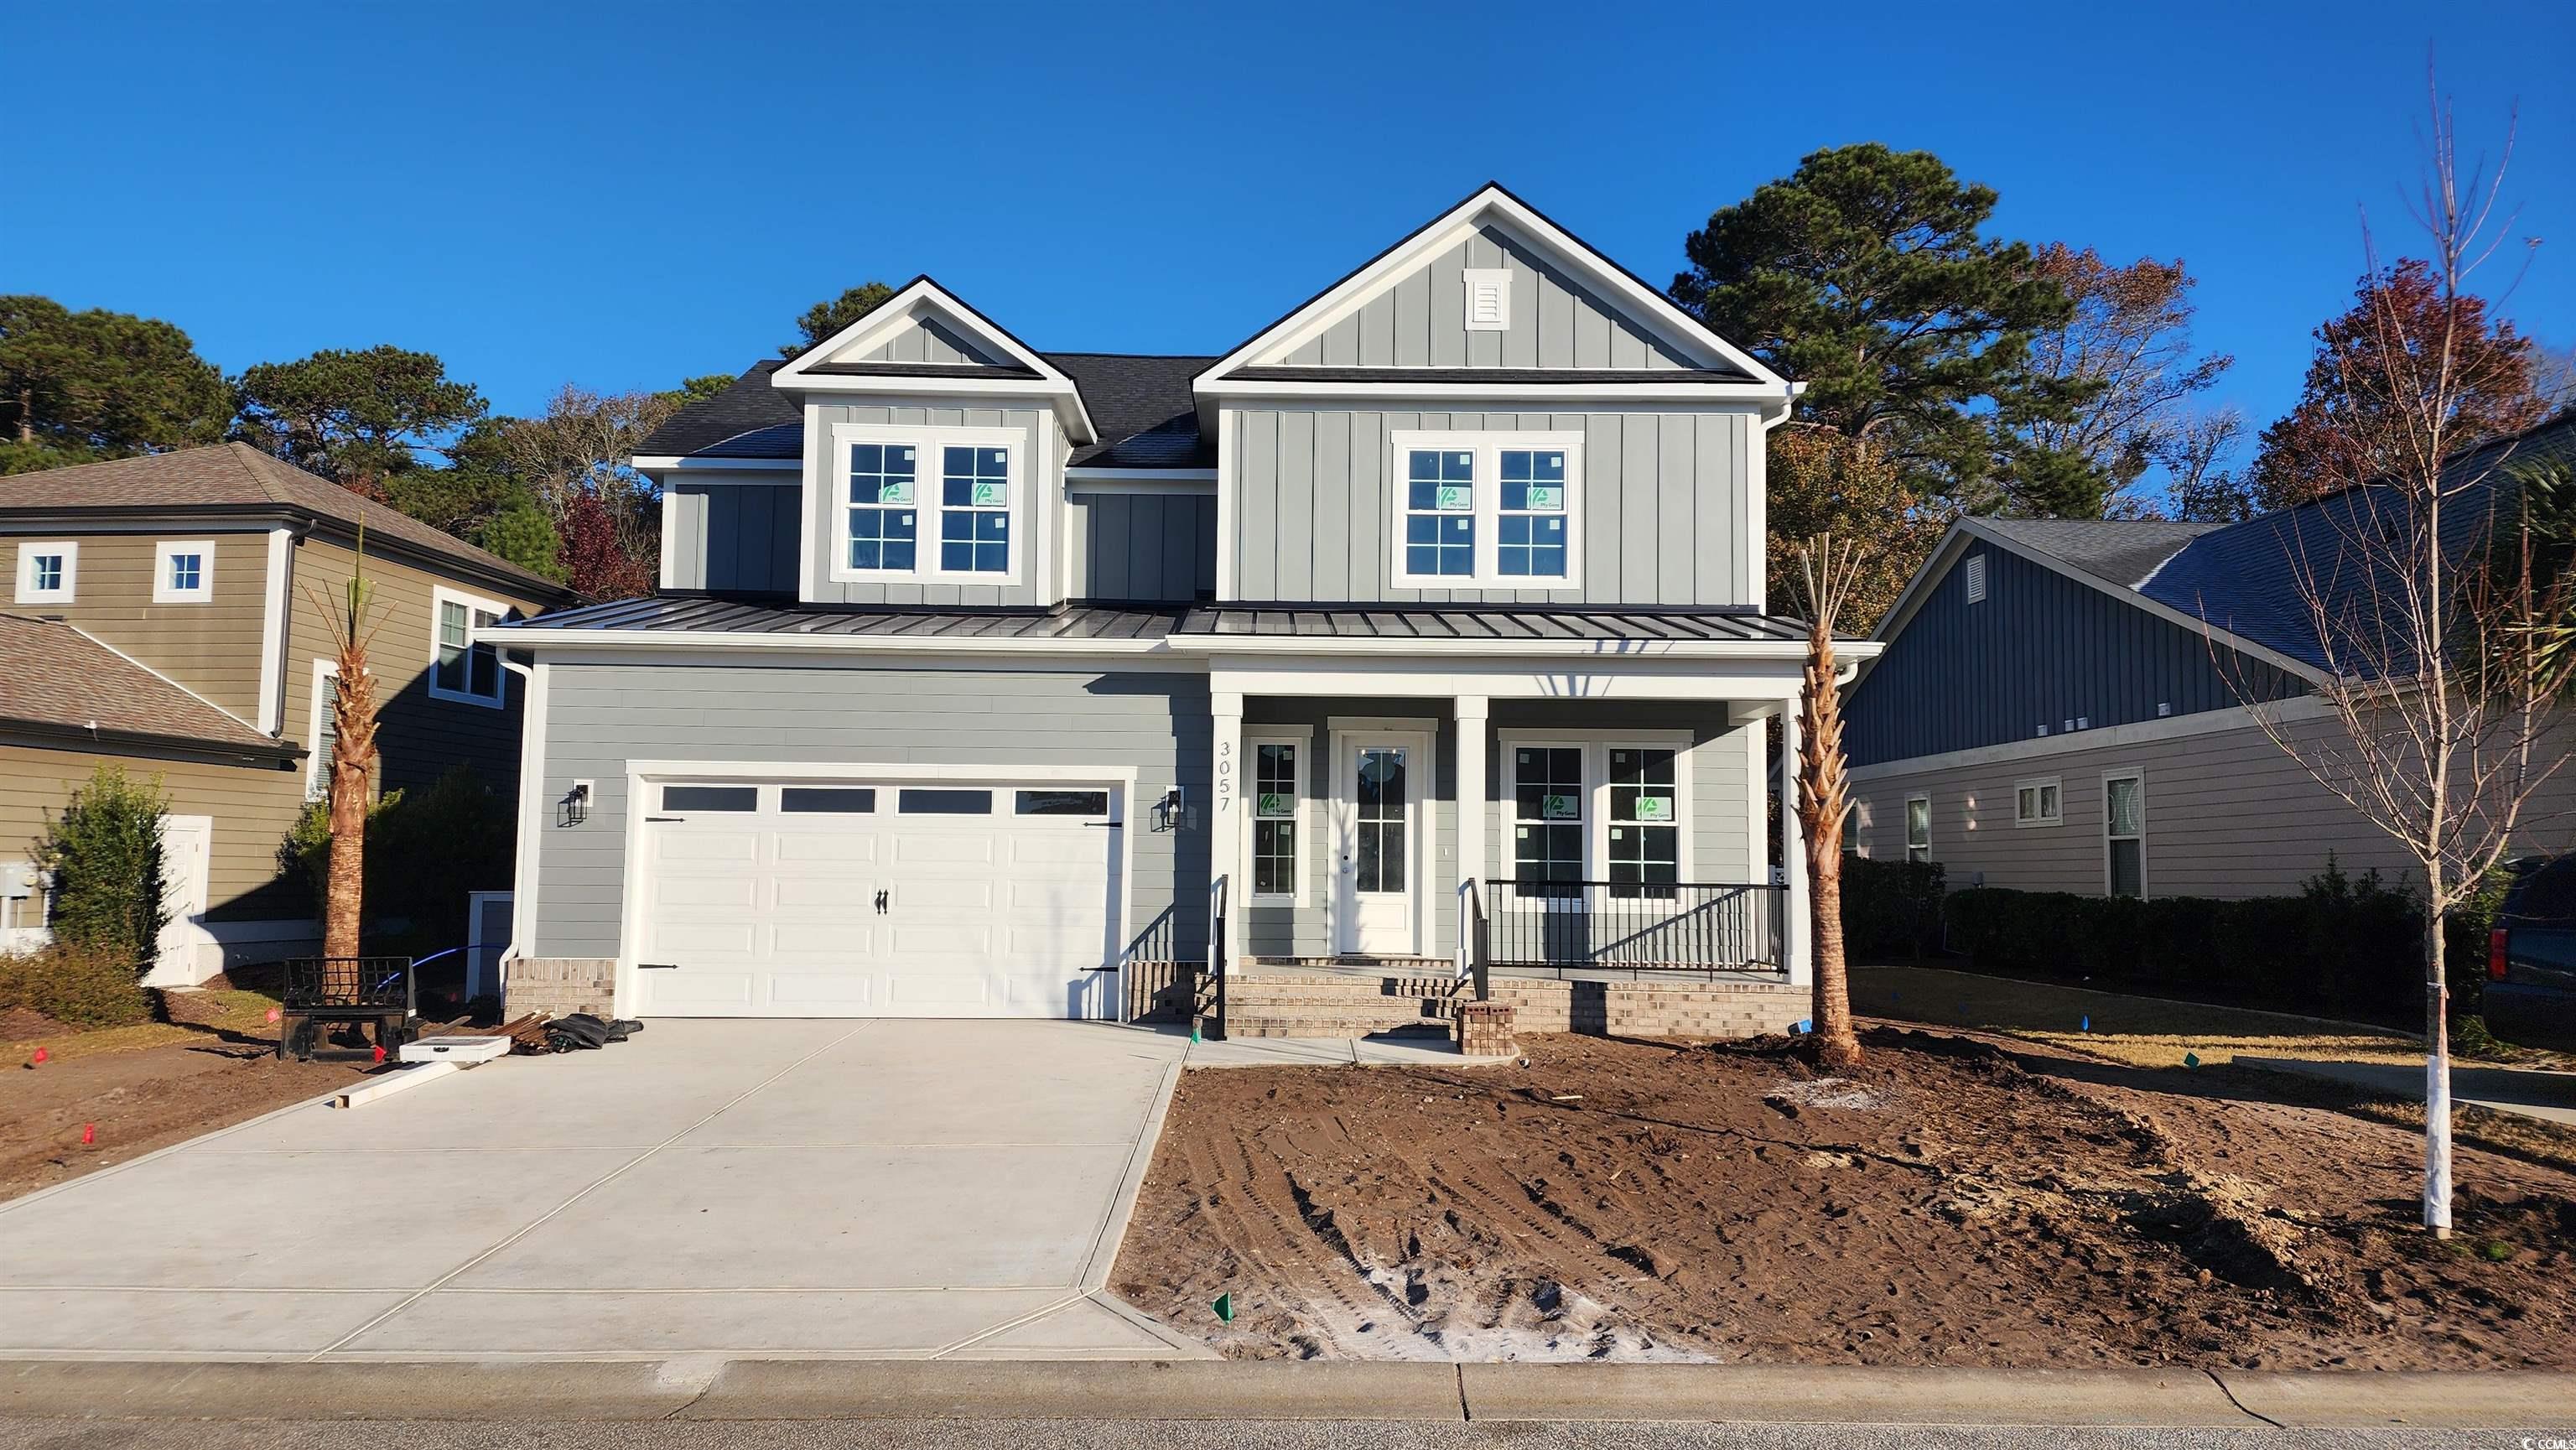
top-left (0, 995), bottom-right (363, 1203)
top-left (1110, 1027), bottom-right (2576, 1367)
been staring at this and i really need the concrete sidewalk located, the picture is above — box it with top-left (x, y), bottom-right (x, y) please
top-left (2241, 1055), bottom-right (2576, 1127)
top-left (3, 1359), bottom-right (2571, 1429)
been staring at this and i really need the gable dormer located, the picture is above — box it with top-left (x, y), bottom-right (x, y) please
top-left (773, 278), bottom-right (1098, 606)
top-left (1194, 184), bottom-right (1797, 608)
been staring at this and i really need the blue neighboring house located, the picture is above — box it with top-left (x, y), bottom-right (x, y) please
top-left (1842, 414), bottom-right (2576, 901)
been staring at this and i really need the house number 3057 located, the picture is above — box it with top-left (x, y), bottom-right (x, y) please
top-left (1214, 739), bottom-right (1233, 813)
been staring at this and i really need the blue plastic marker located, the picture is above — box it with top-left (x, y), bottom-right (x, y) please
top-left (2080, 1015), bottom-right (2090, 1033)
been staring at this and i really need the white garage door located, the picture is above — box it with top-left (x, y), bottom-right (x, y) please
top-left (632, 780), bottom-right (1121, 1017)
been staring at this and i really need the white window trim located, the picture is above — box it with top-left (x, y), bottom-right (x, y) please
top-left (1243, 726), bottom-right (1313, 905)
top-left (429, 585), bottom-right (511, 708)
top-left (153, 539), bottom-right (216, 604)
top-left (1497, 733), bottom-right (1695, 892)
top-left (2012, 774), bottom-right (2063, 828)
top-left (1904, 793), bottom-right (1931, 863)
top-left (1387, 429), bottom-right (1585, 590)
top-left (305, 658), bottom-right (340, 800)
top-left (2103, 768), bottom-right (2148, 898)
top-left (14, 541), bottom-right (76, 604)
top-left (827, 421), bottom-right (1029, 587)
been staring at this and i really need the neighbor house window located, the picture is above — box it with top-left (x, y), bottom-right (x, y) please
top-left (1402, 447), bottom-right (1476, 578)
top-left (430, 587), bottom-right (507, 707)
top-left (1390, 431), bottom-right (1582, 587)
top-left (14, 542), bottom-right (75, 604)
top-left (1510, 746), bottom-right (1586, 894)
top-left (844, 442), bottom-right (919, 572)
top-left (1905, 795), bottom-right (1931, 864)
top-left (1607, 747), bottom-right (1679, 897)
top-left (2014, 777), bottom-right (2062, 827)
top-left (1249, 740), bottom-right (1302, 900)
top-left (153, 540), bottom-right (214, 603)
top-left (1496, 449), bottom-right (1570, 578)
top-left (2106, 773), bottom-right (2146, 897)
top-left (939, 444), bottom-right (1011, 574)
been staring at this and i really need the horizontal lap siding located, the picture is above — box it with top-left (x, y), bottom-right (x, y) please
top-left (531, 663), bottom-right (1211, 963)
top-left (282, 538), bottom-right (552, 805)
top-left (1848, 712), bottom-right (2576, 900)
top-left (802, 401), bottom-right (1057, 607)
top-left (1231, 408), bottom-right (1752, 605)
top-left (0, 742), bottom-right (306, 922)
top-left (8, 530), bottom-right (272, 724)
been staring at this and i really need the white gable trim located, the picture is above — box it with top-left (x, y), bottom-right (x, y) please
top-left (1195, 184), bottom-right (1790, 392)
top-left (771, 278), bottom-right (1097, 444)
top-left (1867, 518), bottom-right (2331, 689)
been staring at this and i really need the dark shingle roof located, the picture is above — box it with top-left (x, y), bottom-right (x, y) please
top-left (493, 595), bottom-right (1183, 642)
top-left (1176, 605), bottom-right (1815, 643)
top-left (634, 361), bottom-right (800, 458)
top-left (0, 444), bottom-right (570, 600)
top-left (1976, 518), bottom-right (2225, 589)
top-left (0, 612), bottom-right (294, 759)
top-left (1228, 366), bottom-right (1743, 385)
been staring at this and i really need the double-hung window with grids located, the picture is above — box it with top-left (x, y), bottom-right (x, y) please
top-left (1251, 741), bottom-right (1300, 899)
top-left (1606, 747), bottom-right (1680, 897)
top-left (831, 424), bottom-right (1022, 585)
top-left (1389, 431), bottom-right (1581, 587)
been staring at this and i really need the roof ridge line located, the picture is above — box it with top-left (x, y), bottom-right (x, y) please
top-left (63, 620), bottom-right (273, 741)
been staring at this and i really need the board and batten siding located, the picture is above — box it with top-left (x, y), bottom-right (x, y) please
top-left (529, 663), bottom-right (1213, 963)
top-left (1844, 540), bottom-right (2305, 768)
top-left (1066, 491), bottom-right (1216, 602)
top-left (1228, 408), bottom-right (1756, 605)
top-left (1237, 701), bottom-right (1760, 959)
top-left (4, 529), bottom-right (273, 724)
top-left (1280, 224), bottom-right (1696, 372)
top-left (665, 481), bottom-right (800, 594)
top-left (1849, 710), bottom-right (2576, 901)
top-left (849, 316), bottom-right (1008, 367)
top-left (0, 741), bottom-right (306, 923)
top-left (282, 537), bottom-right (551, 804)
top-left (800, 399), bottom-right (1061, 607)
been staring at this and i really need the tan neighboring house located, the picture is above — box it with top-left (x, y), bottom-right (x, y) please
top-left (2, 444), bottom-right (574, 983)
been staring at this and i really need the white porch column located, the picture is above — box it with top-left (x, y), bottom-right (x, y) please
top-left (1779, 702), bottom-right (1810, 986)
top-left (1452, 693), bottom-right (1489, 913)
top-left (1212, 690), bottom-right (1245, 968)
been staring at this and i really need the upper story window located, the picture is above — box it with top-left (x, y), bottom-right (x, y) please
top-left (1389, 431), bottom-right (1582, 589)
top-left (153, 540), bottom-right (215, 604)
top-left (431, 586), bottom-right (508, 708)
top-left (14, 541), bottom-right (75, 604)
top-left (831, 423), bottom-right (1023, 585)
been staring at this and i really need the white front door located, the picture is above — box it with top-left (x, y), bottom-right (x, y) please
top-left (150, 815), bottom-right (216, 986)
top-left (1333, 733), bottom-right (1423, 955)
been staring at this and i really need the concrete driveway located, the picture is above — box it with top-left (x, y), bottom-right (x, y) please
top-left (0, 1021), bottom-right (1205, 1360)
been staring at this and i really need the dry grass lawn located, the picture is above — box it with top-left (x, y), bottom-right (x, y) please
top-left (1851, 964), bottom-right (2423, 1070)
top-left (2, 988), bottom-right (285, 1063)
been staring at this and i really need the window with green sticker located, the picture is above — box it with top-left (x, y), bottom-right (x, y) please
top-left (1253, 742), bottom-right (1298, 897)
top-left (1608, 747), bottom-right (1679, 896)
top-left (1512, 746), bottom-right (1583, 890)
top-left (1498, 450), bottom-right (1569, 577)
top-left (1403, 449), bottom-right (1475, 577)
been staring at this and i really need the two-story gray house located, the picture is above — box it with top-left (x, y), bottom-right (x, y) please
top-left (488, 184), bottom-right (1875, 1034)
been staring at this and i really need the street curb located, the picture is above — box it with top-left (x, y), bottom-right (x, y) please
top-left (4, 1359), bottom-right (2573, 1426)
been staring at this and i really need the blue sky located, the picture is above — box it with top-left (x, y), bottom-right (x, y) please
top-left (8, 0), bottom-right (2570, 476)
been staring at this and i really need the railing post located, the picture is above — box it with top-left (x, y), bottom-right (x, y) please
top-left (1202, 874), bottom-right (1228, 1042)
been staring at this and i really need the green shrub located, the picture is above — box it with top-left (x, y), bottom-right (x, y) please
top-left (1841, 856), bottom-right (1945, 958)
top-left (1940, 855), bottom-right (2432, 1025)
top-left (276, 766), bottom-right (512, 952)
top-left (35, 763), bottom-right (169, 969)
top-left (0, 941), bottom-right (152, 1027)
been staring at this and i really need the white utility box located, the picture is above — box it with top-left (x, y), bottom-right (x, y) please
top-left (398, 1035), bottom-right (512, 1064)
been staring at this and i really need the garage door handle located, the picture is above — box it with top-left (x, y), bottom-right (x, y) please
top-left (638, 962), bottom-right (679, 970)
top-left (873, 890), bottom-right (889, 914)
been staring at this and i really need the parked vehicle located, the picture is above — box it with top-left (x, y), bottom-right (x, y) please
top-left (2486, 855), bottom-right (2576, 1049)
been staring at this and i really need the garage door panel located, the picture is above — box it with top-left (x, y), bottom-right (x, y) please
top-left (637, 780), bottom-right (1119, 1019)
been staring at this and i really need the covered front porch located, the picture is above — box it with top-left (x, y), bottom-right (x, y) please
top-left (1170, 609), bottom-right (1841, 1037)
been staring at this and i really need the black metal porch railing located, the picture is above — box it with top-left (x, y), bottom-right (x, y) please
top-left (1483, 881), bottom-right (1786, 978)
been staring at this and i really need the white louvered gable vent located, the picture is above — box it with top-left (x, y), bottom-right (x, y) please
top-left (1463, 268), bottom-right (1511, 332)
top-left (1964, 553), bottom-right (1987, 603)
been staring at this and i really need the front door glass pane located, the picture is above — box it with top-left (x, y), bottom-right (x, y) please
top-left (1354, 746), bottom-right (1406, 893)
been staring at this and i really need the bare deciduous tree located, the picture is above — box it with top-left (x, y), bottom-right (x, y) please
top-left (2022, 246), bottom-right (2236, 517)
top-left (2231, 77), bottom-right (2573, 1237)
top-left (1788, 532), bottom-right (1872, 1068)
